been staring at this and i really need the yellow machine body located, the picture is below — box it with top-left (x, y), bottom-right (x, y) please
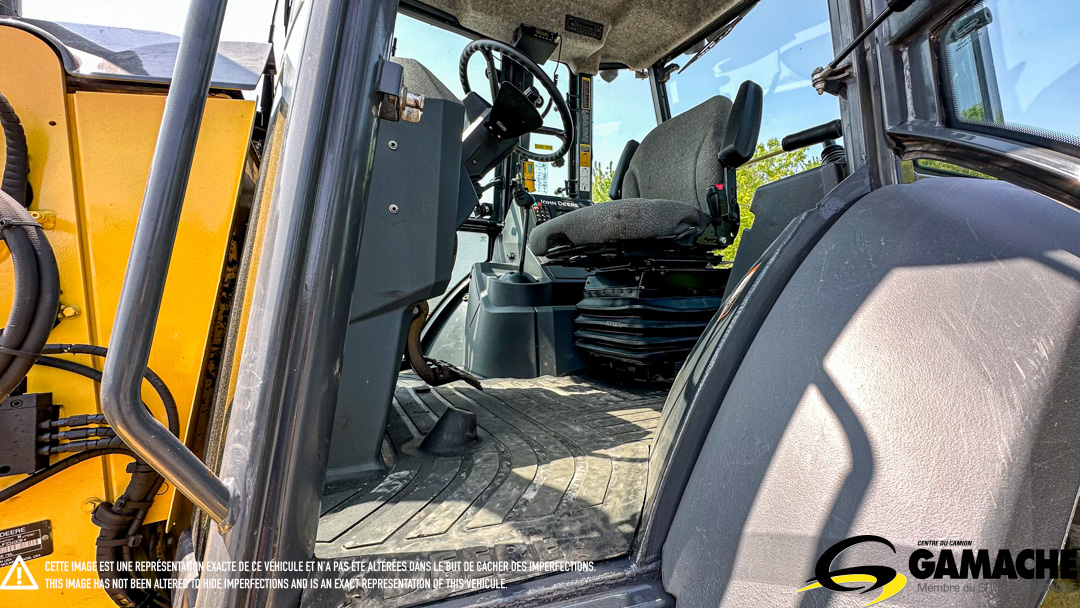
top-left (0, 25), bottom-right (254, 605)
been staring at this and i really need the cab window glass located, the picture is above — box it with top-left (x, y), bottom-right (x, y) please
top-left (944, 0), bottom-right (1080, 148)
top-left (394, 14), bottom-right (481, 99)
top-left (522, 60), bottom-right (572, 196)
top-left (664, 0), bottom-right (838, 147)
top-left (662, 0), bottom-right (838, 259)
top-left (394, 14), bottom-right (578, 206)
top-left (394, 13), bottom-right (501, 210)
top-left (591, 72), bottom-right (657, 201)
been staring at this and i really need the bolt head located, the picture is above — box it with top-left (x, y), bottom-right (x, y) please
top-left (389, 204), bottom-right (399, 214)
top-left (388, 140), bottom-right (399, 150)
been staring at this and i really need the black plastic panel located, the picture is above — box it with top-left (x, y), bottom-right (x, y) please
top-left (463, 262), bottom-right (586, 379)
top-left (723, 163), bottom-right (844, 300)
top-left (663, 178), bottom-right (1080, 607)
top-left (327, 59), bottom-right (467, 483)
top-left (636, 169), bottom-right (872, 565)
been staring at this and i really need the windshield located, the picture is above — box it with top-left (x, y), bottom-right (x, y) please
top-left (396, 14), bottom-right (570, 196)
top-left (664, 0), bottom-right (838, 148)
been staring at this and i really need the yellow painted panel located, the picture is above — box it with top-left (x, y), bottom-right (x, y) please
top-left (0, 24), bottom-right (253, 607)
top-left (0, 25), bottom-right (113, 608)
top-left (70, 91), bottom-right (254, 523)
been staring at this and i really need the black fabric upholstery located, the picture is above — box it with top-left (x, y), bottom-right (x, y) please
top-left (622, 96), bottom-right (733, 215)
top-left (528, 96), bottom-right (733, 255)
top-left (529, 199), bottom-right (710, 256)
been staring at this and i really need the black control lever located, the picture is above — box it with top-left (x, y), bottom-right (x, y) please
top-left (781, 119), bottom-right (843, 152)
top-left (501, 179), bottom-right (537, 283)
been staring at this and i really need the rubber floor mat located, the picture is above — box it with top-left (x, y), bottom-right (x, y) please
top-left (307, 375), bottom-right (666, 607)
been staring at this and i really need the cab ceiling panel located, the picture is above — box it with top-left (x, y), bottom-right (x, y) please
top-left (417, 0), bottom-right (751, 73)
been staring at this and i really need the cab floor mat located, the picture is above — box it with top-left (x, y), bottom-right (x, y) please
top-left (308, 374), bottom-right (666, 607)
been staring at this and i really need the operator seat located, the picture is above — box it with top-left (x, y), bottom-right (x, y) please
top-left (525, 83), bottom-right (763, 375)
top-left (529, 84), bottom-right (761, 257)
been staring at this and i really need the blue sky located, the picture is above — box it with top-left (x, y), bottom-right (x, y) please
top-left (667, 0), bottom-right (839, 148)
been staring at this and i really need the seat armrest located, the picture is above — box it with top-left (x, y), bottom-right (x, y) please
top-left (609, 140), bottom-right (640, 200)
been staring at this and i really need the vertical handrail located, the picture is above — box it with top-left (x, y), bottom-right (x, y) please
top-left (100, 0), bottom-right (234, 526)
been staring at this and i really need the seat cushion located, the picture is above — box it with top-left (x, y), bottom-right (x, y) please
top-left (529, 198), bottom-right (711, 256)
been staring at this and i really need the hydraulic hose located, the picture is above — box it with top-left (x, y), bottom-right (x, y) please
top-left (0, 190), bottom-right (38, 377)
top-left (0, 448), bottom-right (136, 503)
top-left (0, 186), bottom-right (59, 400)
top-left (0, 90), bottom-right (29, 206)
top-left (40, 344), bottom-right (181, 436)
top-left (7, 351), bottom-right (178, 608)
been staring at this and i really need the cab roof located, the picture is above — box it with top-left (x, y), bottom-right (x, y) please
top-left (413, 0), bottom-right (755, 73)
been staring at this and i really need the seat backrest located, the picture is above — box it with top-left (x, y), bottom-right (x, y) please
top-left (621, 95), bottom-right (733, 214)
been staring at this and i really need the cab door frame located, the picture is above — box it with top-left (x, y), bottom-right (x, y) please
top-left (850, 0), bottom-right (1080, 208)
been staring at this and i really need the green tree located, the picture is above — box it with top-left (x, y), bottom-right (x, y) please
top-left (719, 138), bottom-right (820, 260)
top-left (961, 102), bottom-right (988, 122)
top-left (592, 161), bottom-right (615, 203)
top-left (916, 159), bottom-right (992, 179)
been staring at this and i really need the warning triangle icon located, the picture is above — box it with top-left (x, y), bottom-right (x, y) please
top-left (0, 554), bottom-right (38, 590)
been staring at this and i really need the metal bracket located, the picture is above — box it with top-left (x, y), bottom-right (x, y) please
top-left (812, 63), bottom-right (853, 97)
top-left (376, 59), bottom-right (424, 123)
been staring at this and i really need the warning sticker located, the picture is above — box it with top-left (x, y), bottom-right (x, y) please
top-left (522, 161), bottom-right (536, 192)
top-left (533, 143), bottom-right (554, 151)
top-left (578, 144), bottom-right (591, 170)
top-left (579, 165), bottom-right (592, 191)
top-left (0, 520), bottom-right (53, 568)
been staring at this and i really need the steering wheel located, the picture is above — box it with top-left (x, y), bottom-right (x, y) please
top-left (459, 39), bottom-right (574, 164)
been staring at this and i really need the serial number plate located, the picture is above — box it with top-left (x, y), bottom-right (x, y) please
top-left (0, 520), bottom-right (53, 567)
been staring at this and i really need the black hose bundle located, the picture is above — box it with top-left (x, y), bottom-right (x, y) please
top-left (0, 90), bottom-right (29, 206)
top-left (93, 462), bottom-right (171, 608)
top-left (38, 343), bottom-right (181, 435)
top-left (0, 89), bottom-right (57, 400)
top-left (0, 192), bottom-right (59, 399)
top-left (0, 346), bottom-right (178, 608)
top-left (30, 346), bottom-right (177, 607)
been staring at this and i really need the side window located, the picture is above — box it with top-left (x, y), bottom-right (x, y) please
top-left (662, 0), bottom-right (838, 257)
top-left (394, 14), bottom-right (478, 99)
top-left (591, 72), bottom-right (657, 202)
top-left (943, 0), bottom-right (1080, 151)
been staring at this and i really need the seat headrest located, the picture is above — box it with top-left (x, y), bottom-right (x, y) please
top-left (718, 81), bottom-right (764, 169)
